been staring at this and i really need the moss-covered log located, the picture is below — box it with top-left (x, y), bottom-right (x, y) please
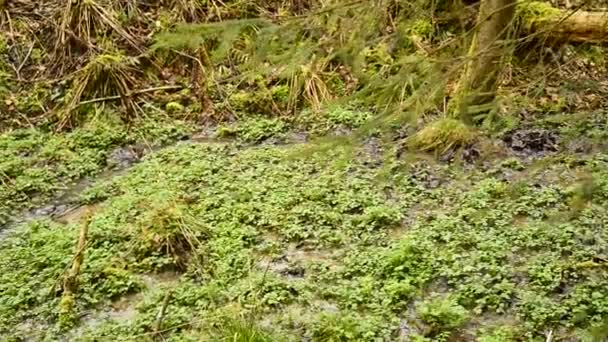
top-left (520, 2), bottom-right (608, 43)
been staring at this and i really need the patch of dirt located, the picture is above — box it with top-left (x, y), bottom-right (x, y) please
top-left (259, 244), bottom-right (337, 279)
top-left (69, 293), bottom-right (142, 339)
top-left (566, 139), bottom-right (594, 154)
top-left (503, 129), bottom-right (559, 156)
top-left (410, 163), bottom-right (442, 189)
top-left (261, 131), bottom-right (309, 146)
top-left (140, 271), bottom-right (181, 288)
top-left (310, 299), bottom-right (339, 313)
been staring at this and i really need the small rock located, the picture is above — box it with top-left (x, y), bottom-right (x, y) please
top-left (32, 205), bottom-right (57, 217)
top-left (332, 126), bottom-right (353, 136)
top-left (106, 146), bottom-right (143, 169)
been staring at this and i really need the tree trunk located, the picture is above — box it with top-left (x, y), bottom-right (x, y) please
top-left (452, 0), bottom-right (517, 123)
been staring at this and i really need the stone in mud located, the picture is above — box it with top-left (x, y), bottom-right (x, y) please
top-left (317, 301), bottom-right (339, 313)
top-left (259, 131), bottom-right (308, 146)
top-left (439, 146), bottom-right (479, 164)
top-left (504, 129), bottom-right (559, 155)
top-left (106, 146), bottom-right (145, 169)
top-left (410, 164), bottom-right (441, 189)
top-left (332, 126), bottom-right (353, 136)
top-left (31, 205), bottom-right (57, 217)
top-left (260, 255), bottom-right (307, 279)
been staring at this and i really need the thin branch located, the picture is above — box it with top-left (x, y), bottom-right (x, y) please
top-left (76, 86), bottom-right (183, 106)
top-left (14, 42), bottom-right (34, 80)
top-left (153, 290), bottom-right (173, 336)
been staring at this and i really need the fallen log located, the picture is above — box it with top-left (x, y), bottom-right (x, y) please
top-left (519, 2), bottom-right (608, 43)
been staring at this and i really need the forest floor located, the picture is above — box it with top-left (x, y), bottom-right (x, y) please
top-left (2, 96), bottom-right (608, 341)
top-left (2, 0), bottom-right (608, 341)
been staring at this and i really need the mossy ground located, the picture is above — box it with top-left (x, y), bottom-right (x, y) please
top-left (2, 106), bottom-right (608, 341)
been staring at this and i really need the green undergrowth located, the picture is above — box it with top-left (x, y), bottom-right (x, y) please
top-left (215, 105), bottom-right (374, 143)
top-left (2, 135), bottom-right (608, 340)
top-left (0, 114), bottom-right (193, 226)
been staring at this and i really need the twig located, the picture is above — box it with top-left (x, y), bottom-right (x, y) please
top-left (12, 42), bottom-right (34, 81)
top-left (76, 85), bottom-right (183, 106)
top-left (58, 212), bottom-right (93, 325)
top-left (153, 290), bottom-right (173, 337)
top-left (63, 214), bottom-right (91, 294)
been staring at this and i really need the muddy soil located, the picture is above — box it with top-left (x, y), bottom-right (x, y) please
top-left (503, 128), bottom-right (559, 156)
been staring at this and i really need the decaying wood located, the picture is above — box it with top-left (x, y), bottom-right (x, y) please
top-left (527, 9), bottom-right (608, 43)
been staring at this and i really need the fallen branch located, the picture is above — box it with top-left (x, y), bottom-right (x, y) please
top-left (76, 85), bottom-right (184, 107)
top-left (153, 290), bottom-right (173, 337)
top-left (58, 212), bottom-right (93, 329)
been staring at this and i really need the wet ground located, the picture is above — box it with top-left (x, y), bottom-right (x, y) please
top-left (0, 128), bottom-right (315, 240)
top-left (1, 124), bottom-right (574, 242)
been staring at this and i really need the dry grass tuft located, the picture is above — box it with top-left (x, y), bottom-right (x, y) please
top-left (58, 53), bottom-right (139, 128)
top-left (55, 0), bottom-right (139, 64)
top-left (289, 58), bottom-right (333, 112)
top-left (135, 202), bottom-right (207, 271)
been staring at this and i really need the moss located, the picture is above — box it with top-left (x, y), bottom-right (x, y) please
top-left (0, 34), bottom-right (7, 55)
top-left (58, 294), bottom-right (77, 330)
top-left (517, 1), bottom-right (561, 29)
top-left (407, 18), bottom-right (434, 37)
top-left (408, 118), bottom-right (476, 153)
top-left (225, 81), bottom-right (291, 116)
top-left (165, 101), bottom-right (185, 113)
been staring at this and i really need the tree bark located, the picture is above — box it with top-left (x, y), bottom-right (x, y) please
top-left (452, 0), bottom-right (517, 122)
